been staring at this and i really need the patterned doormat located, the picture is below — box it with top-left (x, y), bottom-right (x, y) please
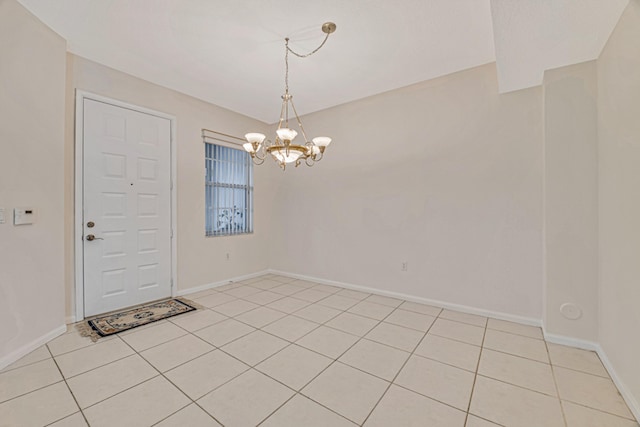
top-left (80, 298), bottom-right (198, 339)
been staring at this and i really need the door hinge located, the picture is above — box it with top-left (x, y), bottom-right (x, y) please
top-left (170, 229), bottom-right (174, 238)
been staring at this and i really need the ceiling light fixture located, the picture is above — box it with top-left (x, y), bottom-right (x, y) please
top-left (243, 22), bottom-right (337, 170)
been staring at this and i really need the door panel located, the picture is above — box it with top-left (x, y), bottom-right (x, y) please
top-left (83, 99), bottom-right (171, 316)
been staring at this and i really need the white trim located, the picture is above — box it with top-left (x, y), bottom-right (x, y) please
top-left (543, 330), bottom-right (640, 421)
top-left (74, 90), bottom-right (178, 320)
top-left (542, 331), bottom-right (599, 351)
top-left (0, 325), bottom-right (66, 371)
top-left (65, 315), bottom-right (76, 325)
top-left (268, 269), bottom-right (542, 327)
top-left (176, 270), bottom-right (270, 297)
top-left (170, 111), bottom-right (178, 298)
top-left (74, 92), bottom-right (84, 321)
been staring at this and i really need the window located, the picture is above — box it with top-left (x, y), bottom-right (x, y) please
top-left (205, 143), bottom-right (253, 236)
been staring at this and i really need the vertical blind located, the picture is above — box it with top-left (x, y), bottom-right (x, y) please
top-left (205, 143), bottom-right (254, 236)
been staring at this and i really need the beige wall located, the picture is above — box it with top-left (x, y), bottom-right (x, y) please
top-left (542, 61), bottom-right (599, 341)
top-left (268, 63), bottom-right (544, 320)
top-left (65, 55), bottom-right (274, 318)
top-left (598, 0), bottom-right (640, 413)
top-left (0, 0), bottom-right (67, 364)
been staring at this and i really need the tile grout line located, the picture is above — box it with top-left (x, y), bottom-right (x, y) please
top-left (159, 281), bottom-right (635, 424)
top-left (290, 302), bottom-right (404, 425)
top-left (477, 345), bottom-right (550, 365)
top-left (43, 343), bottom-right (91, 427)
top-left (0, 351), bottom-right (54, 375)
top-left (462, 316), bottom-right (488, 426)
top-left (170, 283), bottom-right (372, 425)
top-left (207, 285), bottom-right (386, 362)
top-left (53, 324), bottom-right (223, 424)
top-left (47, 333), bottom-right (121, 359)
top-left (557, 399), bottom-right (640, 422)
top-left (184, 289), bottom-right (362, 379)
top-left (546, 362), bottom-right (621, 380)
top-left (27, 283), bottom-right (490, 425)
top-left (544, 337), bottom-right (569, 427)
top-left (208, 299), bottom-right (374, 425)
top-left (253, 293), bottom-right (407, 425)
top-left (195, 283), bottom-right (631, 424)
top-left (114, 333), bottom-right (226, 427)
top-left (360, 305), bottom-right (443, 425)
top-left (0, 360), bottom-right (68, 406)
top-left (472, 373), bottom-right (563, 400)
top-left (11, 275), bottom-right (625, 426)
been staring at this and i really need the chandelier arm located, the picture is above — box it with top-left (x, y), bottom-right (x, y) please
top-left (305, 156), bottom-right (315, 167)
top-left (253, 149), bottom-right (266, 161)
top-left (288, 96), bottom-right (311, 143)
top-left (251, 155), bottom-right (265, 165)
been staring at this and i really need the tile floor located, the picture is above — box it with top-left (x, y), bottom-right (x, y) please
top-left (1, 274), bottom-right (638, 426)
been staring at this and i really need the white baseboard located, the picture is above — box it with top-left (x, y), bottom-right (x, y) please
top-left (542, 331), bottom-right (600, 351)
top-left (0, 325), bottom-right (66, 371)
top-left (268, 269), bottom-right (541, 327)
top-left (176, 269), bottom-right (269, 297)
top-left (543, 331), bottom-right (639, 422)
top-left (65, 315), bottom-right (76, 325)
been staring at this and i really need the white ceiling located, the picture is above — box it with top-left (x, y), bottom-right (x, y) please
top-left (18, 0), bottom-right (628, 123)
top-left (491, 0), bottom-right (629, 93)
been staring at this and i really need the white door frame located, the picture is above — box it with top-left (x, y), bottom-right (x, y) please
top-left (74, 90), bottom-right (178, 320)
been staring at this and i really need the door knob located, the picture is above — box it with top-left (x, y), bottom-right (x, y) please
top-left (86, 234), bottom-right (103, 241)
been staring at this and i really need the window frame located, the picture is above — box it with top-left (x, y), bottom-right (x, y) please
top-left (204, 142), bottom-right (254, 237)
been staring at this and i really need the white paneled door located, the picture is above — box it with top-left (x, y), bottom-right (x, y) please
top-left (82, 98), bottom-right (172, 317)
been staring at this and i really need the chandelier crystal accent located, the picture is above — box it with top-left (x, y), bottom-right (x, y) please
top-left (243, 22), bottom-right (337, 170)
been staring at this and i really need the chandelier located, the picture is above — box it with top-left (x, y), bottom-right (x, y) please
top-left (243, 22), bottom-right (337, 170)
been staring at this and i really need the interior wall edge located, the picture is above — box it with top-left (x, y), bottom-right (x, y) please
top-left (544, 330), bottom-right (640, 423)
top-left (0, 325), bottom-right (66, 371)
top-left (269, 269), bottom-right (542, 327)
top-left (596, 343), bottom-right (640, 423)
top-left (175, 269), bottom-right (270, 297)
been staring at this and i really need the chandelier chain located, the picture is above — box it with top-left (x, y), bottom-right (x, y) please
top-left (286, 31), bottom-right (331, 58)
top-left (284, 39), bottom-right (290, 94)
top-left (284, 31), bottom-right (331, 94)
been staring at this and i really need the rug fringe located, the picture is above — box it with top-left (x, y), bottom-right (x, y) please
top-left (75, 321), bottom-right (101, 342)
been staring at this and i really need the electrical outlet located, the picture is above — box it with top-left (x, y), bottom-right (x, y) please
top-left (401, 261), bottom-right (408, 272)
